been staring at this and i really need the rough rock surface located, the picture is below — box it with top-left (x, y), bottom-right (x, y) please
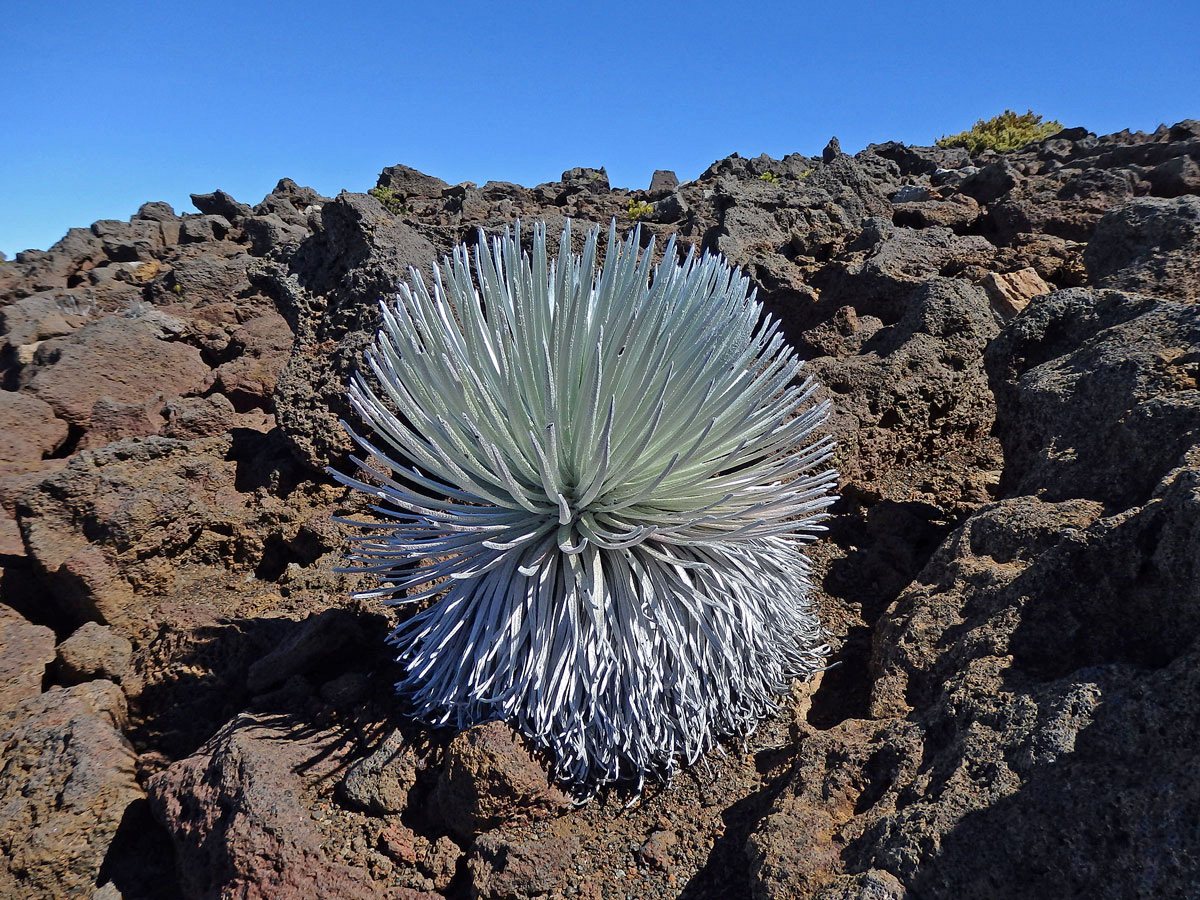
top-left (0, 391), bottom-right (68, 473)
top-left (56, 620), bottom-right (133, 683)
top-left (1, 120), bottom-right (1199, 899)
top-left (147, 714), bottom-right (382, 900)
top-left (432, 722), bottom-right (571, 840)
top-left (0, 681), bottom-right (142, 900)
top-left (20, 315), bottom-right (209, 433)
top-left (257, 192), bottom-right (437, 470)
top-left (0, 601), bottom-right (56, 711)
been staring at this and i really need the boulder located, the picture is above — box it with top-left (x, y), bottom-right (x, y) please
top-left (647, 169), bottom-right (679, 197)
top-left (190, 189), bottom-right (255, 222)
top-left (257, 190), bottom-right (437, 470)
top-left (20, 315), bottom-right (209, 432)
top-left (1084, 196), bottom-right (1200, 301)
top-left (432, 721), bottom-right (570, 840)
top-left (0, 603), bottom-right (56, 712)
top-left (468, 832), bottom-right (581, 900)
top-left (15, 434), bottom-right (297, 634)
top-left (375, 163), bottom-right (449, 200)
top-left (148, 713), bottom-right (378, 900)
top-left (986, 288), bottom-right (1200, 510)
top-left (0, 391), bottom-right (68, 473)
top-left (55, 621), bottom-right (133, 683)
top-left (209, 311), bottom-right (293, 408)
top-left (339, 728), bottom-right (421, 815)
top-left (0, 681), bottom-right (142, 900)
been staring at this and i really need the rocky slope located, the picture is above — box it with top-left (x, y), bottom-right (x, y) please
top-left (1, 120), bottom-right (1199, 899)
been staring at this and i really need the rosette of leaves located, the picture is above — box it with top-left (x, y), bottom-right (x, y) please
top-left (333, 220), bottom-right (838, 790)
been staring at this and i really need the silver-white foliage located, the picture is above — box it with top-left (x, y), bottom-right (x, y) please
top-left (333, 220), bottom-right (838, 790)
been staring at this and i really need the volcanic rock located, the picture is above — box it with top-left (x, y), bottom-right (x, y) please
top-left (0, 681), bottom-right (142, 900)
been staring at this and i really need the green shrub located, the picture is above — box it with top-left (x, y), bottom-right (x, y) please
top-left (368, 185), bottom-right (407, 215)
top-left (759, 171), bottom-right (778, 184)
top-left (936, 109), bottom-right (1064, 154)
top-left (627, 198), bottom-right (654, 220)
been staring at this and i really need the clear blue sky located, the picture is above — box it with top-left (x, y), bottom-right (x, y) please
top-left (2, 0), bottom-right (1197, 257)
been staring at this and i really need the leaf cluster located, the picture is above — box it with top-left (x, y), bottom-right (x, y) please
top-left (369, 185), bottom-right (408, 215)
top-left (627, 198), bottom-right (654, 221)
top-left (936, 109), bottom-right (1064, 154)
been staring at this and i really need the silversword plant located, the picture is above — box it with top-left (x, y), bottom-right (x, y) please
top-left (333, 220), bottom-right (838, 789)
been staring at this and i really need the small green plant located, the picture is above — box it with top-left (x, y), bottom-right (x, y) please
top-left (369, 185), bottom-right (408, 215)
top-left (936, 109), bottom-right (1064, 154)
top-left (759, 171), bottom-right (778, 184)
top-left (627, 198), bottom-right (654, 220)
top-left (799, 168), bottom-right (814, 179)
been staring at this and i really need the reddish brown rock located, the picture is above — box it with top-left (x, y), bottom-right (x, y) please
top-left (147, 713), bottom-right (379, 900)
top-left (432, 721), bottom-right (570, 840)
top-left (16, 434), bottom-right (300, 635)
top-left (161, 394), bottom-right (239, 438)
top-left (0, 391), bottom-right (68, 473)
top-left (467, 831), bottom-right (581, 900)
top-left (21, 315), bottom-right (209, 431)
top-left (78, 394), bottom-right (167, 449)
top-left (0, 603), bottom-right (55, 711)
top-left (55, 621), bottom-right (133, 683)
top-left (210, 311), bottom-right (293, 407)
top-left (0, 681), bottom-right (142, 900)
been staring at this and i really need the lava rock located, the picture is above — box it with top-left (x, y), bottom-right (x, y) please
top-left (190, 189), bottom-right (255, 223)
top-left (0, 681), bottom-right (142, 900)
top-left (0, 603), bottom-right (56, 712)
top-left (0, 391), bottom-right (68, 474)
top-left (55, 621), bottom-right (133, 683)
top-left (432, 721), bottom-right (570, 840)
top-left (1084, 195), bottom-right (1200, 301)
top-left (20, 315), bottom-right (208, 432)
top-left (148, 713), bottom-right (378, 900)
top-left (339, 729), bottom-right (420, 815)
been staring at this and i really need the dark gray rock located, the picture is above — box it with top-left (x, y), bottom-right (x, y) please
top-left (246, 608), bottom-right (362, 693)
top-left (243, 213), bottom-right (309, 256)
top-left (814, 220), bottom-right (994, 321)
top-left (959, 158), bottom-right (1023, 203)
top-left (256, 190), bottom-right (437, 470)
top-left (647, 169), bottom-right (679, 197)
top-left (1147, 154), bottom-right (1200, 197)
top-left (339, 729), bottom-right (420, 814)
top-left (986, 288), bottom-right (1200, 511)
top-left (560, 166), bottom-right (609, 193)
top-left (649, 191), bottom-right (688, 223)
top-left (375, 163), bottom-right (449, 199)
top-left (868, 141), bottom-right (970, 176)
top-left (179, 213), bottom-right (232, 243)
top-left (134, 201), bottom-right (177, 222)
top-left (1084, 196), bottom-right (1200, 301)
top-left (190, 189), bottom-right (254, 222)
top-left (255, 178), bottom-right (327, 226)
